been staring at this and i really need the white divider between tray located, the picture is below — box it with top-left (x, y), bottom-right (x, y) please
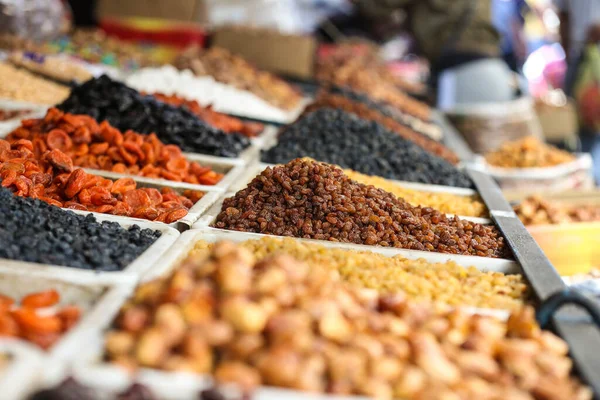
top-left (0, 340), bottom-right (44, 400)
top-left (0, 212), bottom-right (179, 283)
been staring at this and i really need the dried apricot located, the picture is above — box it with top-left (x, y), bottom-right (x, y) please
top-left (0, 314), bottom-right (19, 337)
top-left (63, 201), bottom-right (88, 211)
top-left (90, 142), bottom-right (109, 155)
top-left (123, 190), bottom-right (151, 209)
top-left (119, 147), bottom-right (137, 166)
top-left (72, 143), bottom-right (89, 157)
top-left (140, 188), bottom-right (163, 206)
top-left (22, 290), bottom-right (60, 309)
top-left (124, 142), bottom-right (144, 161)
top-left (0, 170), bottom-right (17, 187)
top-left (11, 309), bottom-right (62, 334)
top-left (89, 187), bottom-right (117, 206)
top-left (72, 125), bottom-right (92, 144)
top-left (47, 129), bottom-right (73, 152)
top-left (111, 163), bottom-right (128, 173)
top-left (133, 206), bottom-right (160, 220)
top-left (64, 169), bottom-right (87, 198)
top-left (111, 178), bottom-right (136, 195)
top-left (12, 139), bottom-right (34, 151)
top-left (165, 208), bottom-right (188, 224)
top-left (45, 149), bottom-right (73, 172)
top-left (78, 188), bottom-right (92, 205)
top-left (39, 197), bottom-right (63, 207)
top-left (112, 201), bottom-right (133, 216)
top-left (94, 204), bottom-right (115, 213)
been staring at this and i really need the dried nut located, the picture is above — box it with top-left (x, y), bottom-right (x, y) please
top-left (255, 267), bottom-right (287, 294)
top-left (154, 303), bottom-right (187, 345)
top-left (411, 332), bottom-right (460, 385)
top-left (357, 378), bottom-right (393, 400)
top-left (394, 366), bottom-right (427, 398)
top-left (318, 309), bottom-right (353, 343)
top-left (105, 331), bottom-right (135, 357)
top-left (220, 297), bottom-right (267, 333)
top-left (196, 320), bottom-right (234, 346)
top-left (214, 361), bottom-right (261, 391)
top-left (118, 306), bottom-right (149, 333)
top-left (256, 347), bottom-right (301, 387)
top-left (539, 331), bottom-right (569, 355)
top-left (135, 328), bottom-right (168, 367)
top-left (295, 354), bottom-right (326, 392)
top-left (371, 356), bottom-right (404, 381)
top-left (215, 252), bottom-right (253, 294)
top-left (453, 350), bottom-right (500, 379)
top-left (181, 334), bottom-right (213, 373)
top-left (224, 333), bottom-right (264, 360)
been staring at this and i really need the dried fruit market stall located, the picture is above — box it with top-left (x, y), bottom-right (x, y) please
top-left (0, 26), bottom-right (599, 400)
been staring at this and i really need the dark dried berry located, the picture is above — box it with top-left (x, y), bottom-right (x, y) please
top-left (261, 109), bottom-right (472, 188)
top-left (0, 186), bottom-right (160, 271)
top-left (117, 383), bottom-right (157, 400)
top-left (27, 378), bottom-right (96, 400)
top-left (57, 75), bottom-right (251, 157)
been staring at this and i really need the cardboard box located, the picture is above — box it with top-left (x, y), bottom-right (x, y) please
top-left (212, 26), bottom-right (317, 79)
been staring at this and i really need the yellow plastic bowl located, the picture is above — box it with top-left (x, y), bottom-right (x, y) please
top-left (527, 222), bottom-right (600, 276)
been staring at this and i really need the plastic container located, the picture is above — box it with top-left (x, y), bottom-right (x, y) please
top-left (0, 340), bottom-right (44, 400)
top-left (474, 153), bottom-right (595, 191)
top-left (527, 222), bottom-right (600, 276)
top-left (0, 212), bottom-right (179, 283)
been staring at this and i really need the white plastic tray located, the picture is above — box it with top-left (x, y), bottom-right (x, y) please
top-left (0, 212), bottom-right (179, 283)
top-left (0, 340), bottom-right (44, 400)
top-left (227, 162), bottom-right (490, 224)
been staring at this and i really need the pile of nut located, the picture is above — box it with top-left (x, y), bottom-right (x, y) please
top-left (150, 93), bottom-right (264, 138)
top-left (304, 92), bottom-right (458, 164)
top-left (485, 137), bottom-right (576, 168)
top-left (7, 108), bottom-right (224, 185)
top-left (0, 139), bottom-right (201, 223)
top-left (344, 169), bottom-right (488, 218)
top-left (0, 62), bottom-right (70, 105)
top-left (105, 242), bottom-right (590, 400)
top-left (514, 196), bottom-right (600, 225)
top-left (191, 238), bottom-right (527, 310)
top-left (175, 47), bottom-right (303, 111)
top-left (214, 159), bottom-right (507, 258)
top-left (0, 290), bottom-right (80, 349)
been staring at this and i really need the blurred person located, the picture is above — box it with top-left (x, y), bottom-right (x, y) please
top-left (493, 0), bottom-right (529, 71)
top-left (354, 0), bottom-right (520, 108)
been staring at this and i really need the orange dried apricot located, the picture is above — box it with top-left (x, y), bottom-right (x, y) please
top-left (47, 129), bottom-right (73, 152)
top-left (64, 169), bottom-right (87, 198)
top-left (21, 290), bottom-right (60, 309)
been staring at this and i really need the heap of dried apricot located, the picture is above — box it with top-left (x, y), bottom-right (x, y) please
top-left (0, 138), bottom-right (201, 223)
top-left (7, 108), bottom-right (224, 185)
top-left (150, 93), bottom-right (264, 138)
top-left (0, 290), bottom-right (81, 349)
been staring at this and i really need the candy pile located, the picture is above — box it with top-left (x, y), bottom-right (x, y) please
top-left (7, 108), bottom-right (224, 185)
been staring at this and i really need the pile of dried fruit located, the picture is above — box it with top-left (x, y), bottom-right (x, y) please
top-left (0, 139), bottom-right (201, 222)
top-left (485, 137), bottom-right (576, 168)
top-left (0, 187), bottom-right (160, 270)
top-left (0, 109), bottom-right (32, 122)
top-left (316, 51), bottom-right (430, 122)
top-left (0, 290), bottom-right (81, 349)
top-left (304, 93), bottom-right (457, 164)
top-left (175, 47), bottom-right (303, 111)
top-left (214, 159), bottom-right (506, 258)
top-left (344, 170), bottom-right (487, 218)
top-left (514, 196), bottom-right (600, 225)
top-left (150, 93), bottom-right (264, 138)
top-left (191, 238), bottom-right (527, 310)
top-left (104, 242), bottom-right (590, 399)
top-left (57, 75), bottom-right (251, 158)
top-left (0, 62), bottom-right (70, 105)
top-left (262, 109), bottom-right (472, 188)
top-left (7, 108), bottom-right (224, 185)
